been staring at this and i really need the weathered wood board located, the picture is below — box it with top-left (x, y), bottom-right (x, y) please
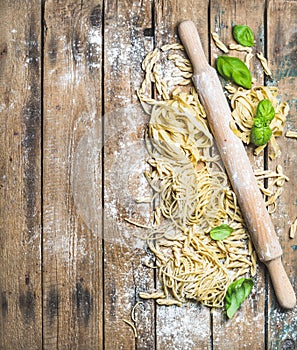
top-left (0, 0), bottom-right (296, 349)
top-left (43, 1), bottom-right (103, 348)
top-left (0, 1), bottom-right (42, 349)
top-left (103, 1), bottom-right (155, 349)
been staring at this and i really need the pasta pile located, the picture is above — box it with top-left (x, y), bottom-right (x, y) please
top-left (132, 44), bottom-right (288, 308)
top-left (226, 85), bottom-right (289, 159)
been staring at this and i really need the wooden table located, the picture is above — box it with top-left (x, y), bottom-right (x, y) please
top-left (1, 1), bottom-right (296, 349)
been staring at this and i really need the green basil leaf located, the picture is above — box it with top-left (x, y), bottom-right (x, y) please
top-left (253, 117), bottom-right (268, 128)
top-left (250, 124), bottom-right (272, 146)
top-left (256, 99), bottom-right (275, 122)
top-left (216, 56), bottom-right (252, 89)
top-left (210, 224), bottom-right (234, 240)
top-left (225, 278), bottom-right (254, 319)
top-left (233, 25), bottom-right (255, 47)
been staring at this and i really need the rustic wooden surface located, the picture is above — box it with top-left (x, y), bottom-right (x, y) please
top-left (0, 1), bottom-right (296, 349)
top-left (0, 1), bottom-right (42, 349)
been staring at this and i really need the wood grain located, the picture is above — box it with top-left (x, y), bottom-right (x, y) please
top-left (267, 0), bottom-right (297, 348)
top-left (103, 0), bottom-right (155, 349)
top-left (0, 1), bottom-right (42, 349)
top-left (43, 1), bottom-right (103, 348)
top-left (0, 1), bottom-right (296, 349)
top-left (209, 1), bottom-right (266, 348)
top-left (154, 1), bottom-right (211, 349)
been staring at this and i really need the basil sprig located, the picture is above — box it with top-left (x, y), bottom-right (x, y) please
top-left (216, 56), bottom-right (252, 89)
top-left (250, 99), bottom-right (275, 146)
top-left (232, 25), bottom-right (255, 47)
top-left (210, 224), bottom-right (234, 240)
top-left (225, 278), bottom-right (254, 319)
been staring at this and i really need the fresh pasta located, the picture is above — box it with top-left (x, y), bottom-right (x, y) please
top-left (211, 32), bottom-right (229, 53)
top-left (289, 218), bottom-right (297, 239)
top-left (256, 52), bottom-right (272, 76)
top-left (131, 43), bottom-right (289, 308)
top-left (226, 84), bottom-right (289, 159)
top-left (286, 130), bottom-right (297, 139)
top-left (123, 319), bottom-right (138, 338)
top-left (228, 43), bottom-right (253, 53)
top-left (245, 52), bottom-right (254, 69)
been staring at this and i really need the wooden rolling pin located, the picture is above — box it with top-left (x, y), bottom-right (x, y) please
top-left (178, 20), bottom-right (296, 309)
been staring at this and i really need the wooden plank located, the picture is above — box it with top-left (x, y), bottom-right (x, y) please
top-left (153, 1), bottom-right (212, 349)
top-left (0, 1), bottom-right (42, 349)
top-left (267, 1), bottom-right (297, 349)
top-left (209, 1), bottom-right (266, 349)
top-left (42, 1), bottom-right (103, 348)
top-left (103, 1), bottom-right (155, 349)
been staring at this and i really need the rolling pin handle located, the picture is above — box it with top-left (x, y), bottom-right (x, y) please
top-left (266, 258), bottom-right (296, 309)
top-left (178, 20), bottom-right (209, 73)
